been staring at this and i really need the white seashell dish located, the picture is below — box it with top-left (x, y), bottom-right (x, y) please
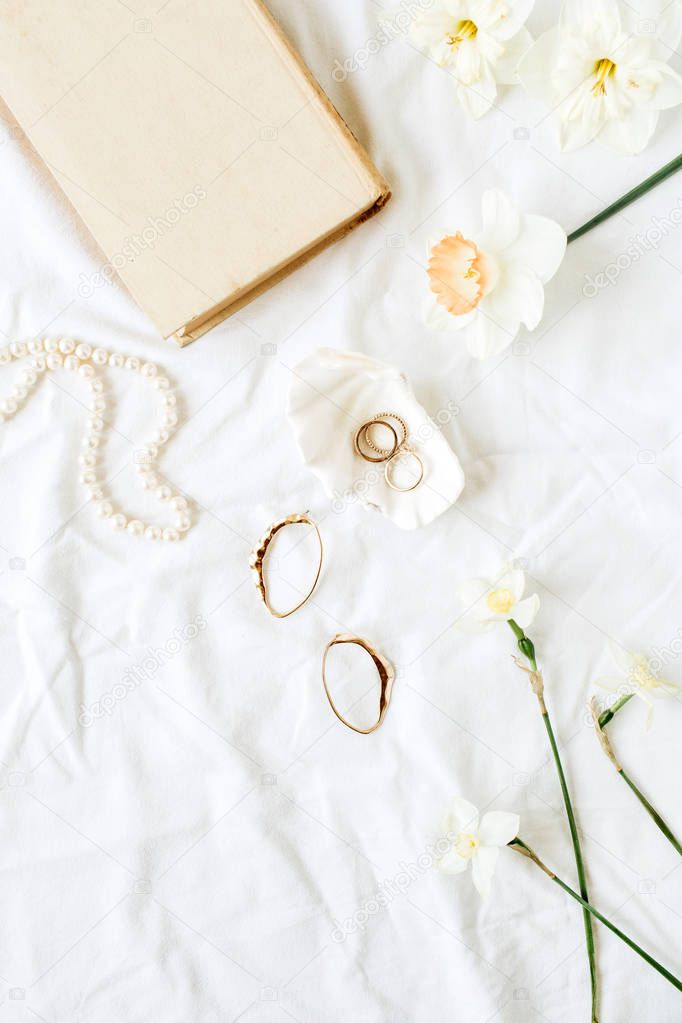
top-left (287, 348), bottom-right (465, 530)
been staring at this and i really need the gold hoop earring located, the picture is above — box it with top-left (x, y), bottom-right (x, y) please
top-left (250, 513), bottom-right (323, 618)
top-left (322, 633), bottom-right (395, 734)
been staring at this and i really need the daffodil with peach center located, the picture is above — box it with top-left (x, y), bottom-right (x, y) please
top-left (427, 233), bottom-right (498, 316)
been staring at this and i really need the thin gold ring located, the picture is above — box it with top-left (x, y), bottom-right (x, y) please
top-left (322, 633), bottom-right (395, 734)
top-left (364, 412), bottom-right (408, 455)
top-left (384, 448), bottom-right (424, 492)
top-left (250, 513), bottom-right (323, 618)
top-left (353, 418), bottom-right (399, 464)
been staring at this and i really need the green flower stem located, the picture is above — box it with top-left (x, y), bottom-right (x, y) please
top-left (598, 693), bottom-right (634, 728)
top-left (509, 620), bottom-right (598, 1022)
top-left (567, 154), bottom-right (682, 244)
top-left (510, 838), bottom-right (682, 994)
top-left (594, 698), bottom-right (682, 857)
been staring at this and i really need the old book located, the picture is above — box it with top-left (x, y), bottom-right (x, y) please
top-left (0, 0), bottom-right (390, 345)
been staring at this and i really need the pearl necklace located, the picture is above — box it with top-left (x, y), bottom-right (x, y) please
top-left (0, 337), bottom-right (192, 542)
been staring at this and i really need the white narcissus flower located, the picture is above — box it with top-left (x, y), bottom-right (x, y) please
top-left (409, 0), bottom-right (535, 119)
top-left (518, 0), bottom-right (682, 153)
top-left (596, 641), bottom-right (681, 727)
top-left (439, 796), bottom-right (520, 898)
top-left (424, 189), bottom-right (566, 359)
top-left (457, 562), bottom-right (540, 633)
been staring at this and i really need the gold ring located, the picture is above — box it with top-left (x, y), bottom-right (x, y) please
top-left (364, 411), bottom-right (408, 455)
top-left (384, 448), bottom-right (424, 492)
top-left (250, 513), bottom-right (323, 618)
top-left (353, 418), bottom-right (398, 464)
top-left (322, 633), bottom-right (395, 734)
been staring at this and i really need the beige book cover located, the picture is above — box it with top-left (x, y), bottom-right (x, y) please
top-left (0, 0), bottom-right (390, 345)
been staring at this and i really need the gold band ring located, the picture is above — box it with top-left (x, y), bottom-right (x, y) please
top-left (364, 412), bottom-right (408, 455)
top-left (354, 418), bottom-right (399, 464)
top-left (250, 513), bottom-right (323, 618)
top-left (384, 448), bottom-right (424, 492)
top-left (322, 633), bottom-right (395, 734)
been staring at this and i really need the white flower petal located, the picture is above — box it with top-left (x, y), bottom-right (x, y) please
top-left (560, 0), bottom-right (622, 45)
top-left (466, 306), bottom-right (519, 359)
top-left (509, 593), bottom-right (540, 629)
top-left (455, 69), bottom-right (498, 119)
top-left (485, 0), bottom-right (534, 41)
top-left (495, 565), bottom-right (525, 601)
top-left (439, 849), bottom-right (470, 874)
top-left (472, 845), bottom-right (499, 898)
top-left (478, 810), bottom-right (521, 847)
top-left (597, 108), bottom-right (659, 154)
top-left (505, 214), bottom-right (567, 284)
top-left (557, 87), bottom-right (609, 151)
top-left (423, 292), bottom-right (479, 333)
top-left (607, 640), bottom-right (637, 675)
top-left (495, 26), bottom-right (534, 84)
top-left (634, 62), bottom-right (682, 110)
top-left (458, 576), bottom-right (493, 609)
top-left (479, 188), bottom-right (521, 252)
top-left (484, 265), bottom-right (545, 331)
top-left (445, 795), bottom-right (480, 835)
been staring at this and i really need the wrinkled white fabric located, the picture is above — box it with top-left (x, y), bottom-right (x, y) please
top-left (0, 1), bottom-right (681, 1020)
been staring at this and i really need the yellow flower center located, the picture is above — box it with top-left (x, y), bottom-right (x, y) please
top-left (629, 660), bottom-right (661, 691)
top-left (592, 58), bottom-right (616, 96)
top-left (486, 588), bottom-right (514, 615)
top-left (447, 19), bottom-right (478, 50)
top-left (454, 833), bottom-right (479, 859)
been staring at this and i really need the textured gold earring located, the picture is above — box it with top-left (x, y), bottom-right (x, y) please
top-left (322, 633), bottom-right (395, 734)
top-left (250, 513), bottom-right (323, 618)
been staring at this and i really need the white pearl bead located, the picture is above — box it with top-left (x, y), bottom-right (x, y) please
top-left (127, 519), bottom-right (145, 537)
top-left (141, 362), bottom-right (158, 378)
top-left (152, 429), bottom-right (170, 445)
top-left (90, 398), bottom-right (106, 413)
top-left (59, 337), bottom-right (75, 354)
top-left (78, 453), bottom-right (97, 468)
top-left (174, 514), bottom-right (191, 532)
top-left (75, 343), bottom-right (92, 360)
top-left (92, 348), bottom-right (108, 365)
top-left (110, 513), bottom-right (127, 530)
top-left (145, 525), bottom-right (162, 541)
top-left (79, 470), bottom-right (98, 485)
top-left (31, 356), bottom-right (47, 372)
top-left (83, 434), bottom-right (101, 450)
top-left (108, 352), bottom-right (124, 368)
top-left (154, 376), bottom-right (170, 390)
top-left (0, 349), bottom-right (10, 365)
top-left (46, 353), bottom-right (63, 369)
top-left (141, 473), bottom-right (159, 490)
top-left (165, 411), bottom-right (178, 427)
top-left (9, 341), bottom-right (28, 358)
top-left (87, 415), bottom-right (104, 432)
top-left (89, 485), bottom-right (105, 501)
top-left (11, 386), bottom-right (28, 401)
top-left (163, 392), bottom-right (177, 407)
top-left (78, 363), bottom-right (95, 380)
top-left (0, 398), bottom-right (17, 414)
top-left (28, 339), bottom-right (44, 355)
top-left (170, 495), bottom-right (188, 512)
top-left (19, 369), bottom-right (38, 386)
top-left (142, 443), bottom-right (158, 460)
top-left (63, 355), bottom-right (79, 372)
top-left (95, 500), bottom-right (114, 518)
top-left (163, 528), bottom-right (180, 543)
top-left (125, 356), bottom-right (141, 372)
top-left (44, 337), bottom-right (59, 352)
top-left (90, 378), bottom-right (104, 394)
top-left (156, 485), bottom-right (172, 502)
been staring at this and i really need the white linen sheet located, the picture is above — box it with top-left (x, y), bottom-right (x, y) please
top-left (0, 1), bottom-right (681, 1020)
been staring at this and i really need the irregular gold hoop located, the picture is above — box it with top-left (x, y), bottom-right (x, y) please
top-left (364, 411), bottom-right (408, 455)
top-left (353, 418), bottom-right (399, 464)
top-left (385, 448), bottom-right (424, 492)
top-left (250, 513), bottom-right (323, 618)
top-left (322, 633), bottom-right (395, 734)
